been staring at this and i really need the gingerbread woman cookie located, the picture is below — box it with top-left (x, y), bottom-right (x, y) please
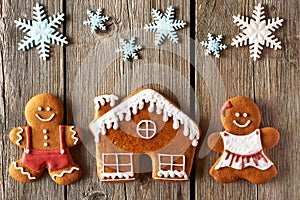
top-left (9, 94), bottom-right (82, 185)
top-left (208, 96), bottom-right (280, 184)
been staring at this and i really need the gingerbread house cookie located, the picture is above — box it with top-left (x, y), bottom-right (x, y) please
top-left (89, 88), bottom-right (201, 182)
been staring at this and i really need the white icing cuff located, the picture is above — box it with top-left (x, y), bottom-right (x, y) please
top-left (12, 162), bottom-right (36, 180)
top-left (51, 167), bottom-right (80, 180)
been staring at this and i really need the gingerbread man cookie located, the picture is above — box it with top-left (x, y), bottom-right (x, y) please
top-left (9, 94), bottom-right (82, 185)
top-left (208, 96), bottom-right (280, 184)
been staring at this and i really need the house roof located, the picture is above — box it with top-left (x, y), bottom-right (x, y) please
top-left (89, 89), bottom-right (200, 146)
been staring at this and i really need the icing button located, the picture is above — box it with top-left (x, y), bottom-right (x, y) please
top-left (43, 129), bottom-right (48, 134)
top-left (44, 142), bottom-right (48, 147)
top-left (44, 135), bottom-right (49, 140)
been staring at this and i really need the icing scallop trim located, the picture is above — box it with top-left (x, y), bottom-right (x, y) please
top-left (90, 89), bottom-right (200, 146)
top-left (12, 161), bottom-right (36, 180)
top-left (100, 172), bottom-right (134, 180)
top-left (16, 127), bottom-right (23, 145)
top-left (157, 170), bottom-right (188, 179)
top-left (94, 94), bottom-right (119, 110)
top-left (51, 167), bottom-right (80, 180)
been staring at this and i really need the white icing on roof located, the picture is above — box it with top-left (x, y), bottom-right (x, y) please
top-left (90, 89), bottom-right (200, 146)
top-left (94, 94), bottom-right (119, 110)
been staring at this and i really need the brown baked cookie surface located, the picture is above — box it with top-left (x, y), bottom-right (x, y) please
top-left (208, 96), bottom-right (280, 184)
top-left (89, 88), bottom-right (201, 182)
top-left (9, 94), bottom-right (82, 185)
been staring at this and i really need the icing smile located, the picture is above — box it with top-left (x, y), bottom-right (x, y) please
top-left (35, 113), bottom-right (56, 122)
top-left (233, 119), bottom-right (251, 128)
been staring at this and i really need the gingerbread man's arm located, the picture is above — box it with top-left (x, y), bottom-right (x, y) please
top-left (9, 126), bottom-right (28, 148)
top-left (64, 126), bottom-right (81, 147)
top-left (207, 132), bottom-right (224, 153)
top-left (260, 127), bottom-right (280, 150)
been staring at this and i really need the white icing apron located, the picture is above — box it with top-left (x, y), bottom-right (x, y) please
top-left (215, 129), bottom-right (273, 170)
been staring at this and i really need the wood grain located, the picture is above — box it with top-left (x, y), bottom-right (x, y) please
top-left (0, 0), bottom-right (299, 199)
top-left (0, 0), bottom-right (65, 199)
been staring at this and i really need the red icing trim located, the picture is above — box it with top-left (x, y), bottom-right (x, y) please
top-left (224, 149), bottom-right (267, 169)
top-left (25, 126), bottom-right (31, 153)
top-left (59, 125), bottom-right (66, 154)
top-left (220, 101), bottom-right (233, 117)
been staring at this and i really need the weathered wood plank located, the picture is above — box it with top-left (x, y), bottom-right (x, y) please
top-left (195, 0), bottom-right (257, 199)
top-left (255, 1), bottom-right (300, 199)
top-left (65, 0), bottom-right (191, 199)
top-left (0, 0), bottom-right (65, 199)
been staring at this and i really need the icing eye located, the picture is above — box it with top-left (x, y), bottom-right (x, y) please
top-left (46, 107), bottom-right (51, 111)
top-left (235, 113), bottom-right (240, 117)
top-left (38, 106), bottom-right (42, 111)
top-left (243, 113), bottom-right (248, 117)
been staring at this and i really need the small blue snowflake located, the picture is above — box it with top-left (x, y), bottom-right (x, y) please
top-left (83, 9), bottom-right (109, 33)
top-left (200, 33), bottom-right (227, 58)
top-left (115, 37), bottom-right (142, 61)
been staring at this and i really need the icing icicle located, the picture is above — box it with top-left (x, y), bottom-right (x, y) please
top-left (94, 94), bottom-right (119, 110)
top-left (70, 126), bottom-right (79, 145)
top-left (16, 127), bottom-right (23, 145)
top-left (12, 162), bottom-right (36, 180)
top-left (51, 167), bottom-right (80, 180)
top-left (157, 170), bottom-right (188, 179)
top-left (90, 89), bottom-right (200, 146)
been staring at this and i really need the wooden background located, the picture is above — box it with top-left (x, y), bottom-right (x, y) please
top-left (1, 0), bottom-right (299, 199)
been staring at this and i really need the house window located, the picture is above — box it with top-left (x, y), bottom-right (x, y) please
top-left (136, 120), bottom-right (157, 139)
top-left (158, 154), bottom-right (185, 172)
top-left (102, 153), bottom-right (133, 174)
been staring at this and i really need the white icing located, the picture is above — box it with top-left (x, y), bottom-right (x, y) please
top-left (16, 127), bottom-right (23, 145)
top-left (233, 119), bottom-right (251, 128)
top-left (157, 154), bottom-right (187, 179)
top-left (25, 149), bottom-right (30, 154)
top-left (43, 129), bottom-right (48, 134)
top-left (12, 161), bottom-right (36, 180)
top-left (215, 129), bottom-right (273, 170)
top-left (90, 89), bottom-right (200, 146)
top-left (60, 149), bottom-right (65, 154)
top-left (157, 170), bottom-right (188, 179)
top-left (51, 167), bottom-right (80, 180)
top-left (100, 172), bottom-right (134, 180)
top-left (94, 94), bottom-right (119, 110)
top-left (35, 113), bottom-right (56, 122)
top-left (235, 112), bottom-right (240, 117)
top-left (38, 106), bottom-right (42, 111)
top-left (44, 135), bottom-right (49, 140)
top-left (70, 126), bottom-right (79, 145)
top-left (43, 142), bottom-right (48, 147)
top-left (46, 107), bottom-right (51, 111)
top-left (243, 113), bottom-right (248, 117)
top-left (136, 120), bottom-right (157, 139)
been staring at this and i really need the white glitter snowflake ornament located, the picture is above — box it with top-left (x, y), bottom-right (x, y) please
top-left (14, 3), bottom-right (68, 61)
top-left (144, 6), bottom-right (186, 45)
top-left (83, 9), bottom-right (110, 33)
top-left (115, 37), bottom-right (142, 61)
top-left (200, 33), bottom-right (227, 58)
top-left (231, 3), bottom-right (284, 61)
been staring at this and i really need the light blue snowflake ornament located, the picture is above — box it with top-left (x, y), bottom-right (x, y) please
top-left (200, 33), bottom-right (227, 58)
top-left (83, 9), bottom-right (110, 33)
top-left (14, 3), bottom-right (68, 61)
top-left (144, 6), bottom-right (186, 45)
top-left (115, 37), bottom-right (142, 61)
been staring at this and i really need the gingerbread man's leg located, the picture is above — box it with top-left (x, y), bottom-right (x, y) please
top-left (9, 160), bottom-right (43, 182)
top-left (240, 165), bottom-right (278, 184)
top-left (49, 164), bottom-right (82, 185)
top-left (209, 157), bottom-right (239, 183)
